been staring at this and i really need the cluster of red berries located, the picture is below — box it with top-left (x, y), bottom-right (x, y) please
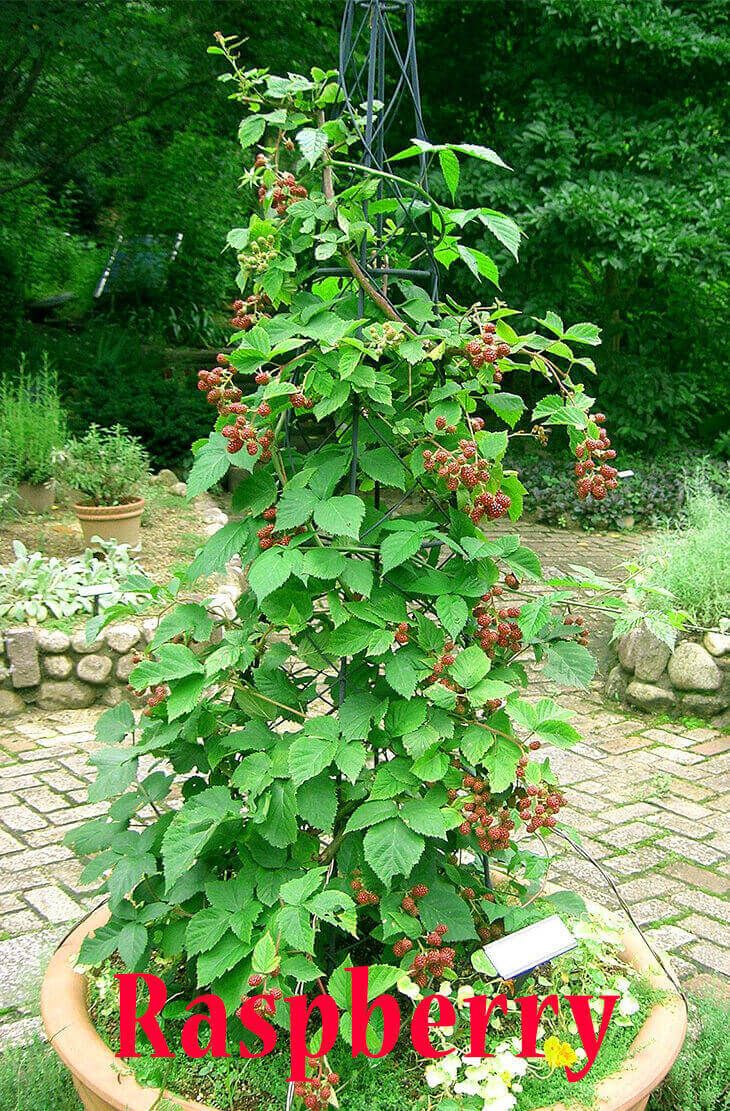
top-left (292, 1067), bottom-right (340, 1110)
top-left (471, 596), bottom-right (523, 657)
top-left (455, 770), bottom-right (516, 853)
top-left (142, 685), bottom-right (168, 716)
top-left (471, 490), bottom-right (512, 524)
top-left (258, 172), bottom-right (308, 215)
top-left (351, 873), bottom-right (380, 906)
top-left (565, 613), bottom-right (589, 646)
top-left (230, 294), bottom-right (270, 332)
top-left (574, 416), bottom-right (618, 501)
top-left (400, 882), bottom-right (430, 917)
top-left (394, 621), bottom-right (410, 645)
top-left (422, 439), bottom-right (487, 491)
top-left (464, 322), bottom-right (511, 380)
top-left (220, 406), bottom-right (275, 458)
top-left (291, 390), bottom-right (314, 410)
top-left (197, 358), bottom-right (243, 410)
top-left (426, 642), bottom-right (456, 681)
top-left (516, 783), bottom-right (567, 832)
top-left (406, 928), bottom-right (453, 991)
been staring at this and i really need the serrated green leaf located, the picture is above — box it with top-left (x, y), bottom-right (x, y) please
top-left (314, 495), bottom-right (366, 540)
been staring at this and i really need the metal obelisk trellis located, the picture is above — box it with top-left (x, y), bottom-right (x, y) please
top-left (334, 0), bottom-right (438, 704)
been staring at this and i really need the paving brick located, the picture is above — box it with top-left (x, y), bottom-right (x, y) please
top-left (0, 804), bottom-right (46, 833)
top-left (631, 898), bottom-right (678, 926)
top-left (654, 797), bottom-right (713, 821)
top-left (685, 941), bottom-right (730, 977)
top-left (684, 973), bottom-right (730, 999)
top-left (41, 769), bottom-right (85, 791)
top-left (24, 885), bottom-right (81, 923)
top-left (1, 845), bottom-right (72, 873)
top-left (670, 888), bottom-right (729, 921)
top-left (22, 786), bottom-right (69, 813)
top-left (693, 737), bottom-right (730, 756)
top-left (597, 821), bottom-right (657, 849)
top-left (645, 810), bottom-right (713, 839)
top-left (680, 914), bottom-right (729, 947)
top-left (645, 924), bottom-right (695, 950)
top-left (604, 846), bottom-right (666, 876)
top-left (656, 834), bottom-right (725, 866)
top-left (664, 861), bottom-right (730, 896)
top-left (616, 874), bottom-right (682, 901)
top-left (600, 802), bottom-right (657, 824)
top-left (48, 801), bottom-right (107, 825)
top-left (0, 909), bottom-right (43, 935)
top-left (597, 735), bottom-right (654, 754)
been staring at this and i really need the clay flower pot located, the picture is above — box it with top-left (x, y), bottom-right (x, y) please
top-left (74, 498), bottom-right (145, 549)
top-left (42, 904), bottom-right (687, 1111)
top-left (17, 480), bottom-right (55, 513)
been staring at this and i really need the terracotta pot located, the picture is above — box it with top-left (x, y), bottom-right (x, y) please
top-left (17, 480), bottom-right (55, 513)
top-left (74, 498), bottom-right (145, 549)
top-left (42, 904), bottom-right (686, 1111)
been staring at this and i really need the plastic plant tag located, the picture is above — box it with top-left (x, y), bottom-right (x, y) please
top-left (483, 914), bottom-right (577, 979)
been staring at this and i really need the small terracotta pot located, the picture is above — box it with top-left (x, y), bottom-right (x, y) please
top-left (17, 480), bottom-right (55, 513)
top-left (42, 904), bottom-right (687, 1111)
top-left (74, 498), bottom-right (145, 549)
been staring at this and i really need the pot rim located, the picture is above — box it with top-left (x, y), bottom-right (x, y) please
top-left (41, 899), bottom-right (687, 1111)
top-left (73, 497), bottom-right (145, 519)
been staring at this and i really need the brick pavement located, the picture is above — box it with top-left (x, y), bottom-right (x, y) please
top-left (0, 526), bottom-right (727, 1049)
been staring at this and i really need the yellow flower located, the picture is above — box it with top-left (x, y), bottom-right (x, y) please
top-left (543, 1035), bottom-right (578, 1071)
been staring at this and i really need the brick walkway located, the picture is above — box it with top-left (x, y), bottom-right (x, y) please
top-left (0, 527), bottom-right (727, 1050)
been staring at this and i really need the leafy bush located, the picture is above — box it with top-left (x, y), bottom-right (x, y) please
top-left (649, 993), bottom-right (730, 1111)
top-left (57, 424), bottom-right (149, 506)
top-left (0, 355), bottom-right (67, 485)
top-left (0, 539), bottom-right (146, 625)
top-left (517, 452), bottom-right (729, 531)
top-left (0, 1038), bottom-right (80, 1111)
top-left (639, 483), bottom-right (730, 628)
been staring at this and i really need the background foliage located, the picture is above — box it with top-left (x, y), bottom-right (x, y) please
top-left (0, 0), bottom-right (728, 470)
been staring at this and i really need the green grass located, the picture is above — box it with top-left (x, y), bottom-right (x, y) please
top-left (0, 1038), bottom-right (80, 1110)
top-left (648, 993), bottom-right (730, 1111)
top-left (642, 476), bottom-right (730, 628)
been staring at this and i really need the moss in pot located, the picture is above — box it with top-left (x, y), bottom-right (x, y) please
top-left (57, 424), bottom-right (149, 548)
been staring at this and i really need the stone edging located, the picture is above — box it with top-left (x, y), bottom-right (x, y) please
top-left (0, 491), bottom-right (243, 718)
top-left (606, 622), bottom-right (730, 726)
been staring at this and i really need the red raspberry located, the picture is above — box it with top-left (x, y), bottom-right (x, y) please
top-left (411, 883), bottom-right (429, 898)
top-left (248, 974), bottom-right (264, 987)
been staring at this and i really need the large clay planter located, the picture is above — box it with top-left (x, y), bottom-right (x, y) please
top-left (17, 480), bottom-right (55, 513)
top-left (74, 498), bottom-right (145, 549)
top-left (42, 904), bottom-right (686, 1111)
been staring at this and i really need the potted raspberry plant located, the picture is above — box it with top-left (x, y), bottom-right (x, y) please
top-left (42, 31), bottom-right (684, 1111)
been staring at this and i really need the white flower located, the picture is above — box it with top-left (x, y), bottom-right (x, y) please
top-left (457, 984), bottom-right (476, 1007)
top-left (619, 993), bottom-right (640, 1017)
top-left (439, 980), bottom-right (453, 996)
top-left (397, 975), bottom-right (421, 1000)
top-left (425, 1063), bottom-right (450, 1089)
top-left (615, 976), bottom-right (631, 993)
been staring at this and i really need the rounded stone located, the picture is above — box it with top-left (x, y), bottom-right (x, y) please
top-left (100, 686), bottom-right (124, 707)
top-left (36, 629), bottom-right (72, 654)
top-left (668, 641), bottom-right (722, 692)
top-left (115, 653), bottom-right (137, 682)
top-left (141, 618), bottom-right (158, 644)
top-left (75, 654), bottom-right (113, 685)
top-left (0, 690), bottom-right (26, 718)
top-left (169, 482), bottom-right (187, 497)
top-left (208, 595), bottom-right (237, 621)
top-left (156, 468), bottom-right (179, 487)
top-left (617, 627), bottom-right (640, 672)
top-left (605, 665), bottom-right (629, 702)
top-left (632, 625), bottom-right (672, 683)
top-left (42, 655), bottom-right (73, 680)
top-left (105, 623), bottom-right (141, 654)
top-left (703, 632), bottom-right (730, 657)
top-left (681, 691), bottom-right (729, 718)
top-left (36, 680), bottom-right (97, 710)
top-left (70, 629), bottom-right (104, 655)
top-left (626, 680), bottom-right (676, 713)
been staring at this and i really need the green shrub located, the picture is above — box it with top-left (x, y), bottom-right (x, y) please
top-left (648, 993), bottom-right (730, 1111)
top-left (57, 423), bottom-right (149, 506)
top-left (0, 1038), bottom-right (80, 1111)
top-left (641, 478), bottom-right (730, 627)
top-left (0, 355), bottom-right (67, 485)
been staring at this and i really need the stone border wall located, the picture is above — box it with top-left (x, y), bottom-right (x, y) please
top-left (606, 623), bottom-right (730, 726)
top-left (0, 493), bottom-right (244, 719)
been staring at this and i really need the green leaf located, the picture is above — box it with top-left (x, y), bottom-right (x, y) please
top-left (563, 322), bottom-right (601, 346)
top-left (296, 127), bottom-right (328, 166)
top-left (439, 148), bottom-right (460, 201)
top-left (360, 447), bottom-right (408, 490)
top-left (239, 115), bottom-right (266, 148)
top-left (276, 487), bottom-right (319, 530)
top-left (449, 645), bottom-right (490, 689)
top-left (344, 800), bottom-right (397, 833)
top-left (276, 903), bottom-right (315, 951)
top-left (131, 643), bottom-right (203, 690)
top-left (296, 774), bottom-right (337, 832)
top-left (400, 798), bottom-right (448, 839)
top-left (248, 547), bottom-right (294, 603)
top-left (166, 673), bottom-right (205, 720)
top-left (419, 882), bottom-right (479, 941)
top-left (380, 530), bottom-right (424, 574)
top-left (186, 432), bottom-right (231, 497)
top-left (251, 931), bottom-right (279, 974)
top-left (279, 868), bottom-right (326, 906)
top-left (482, 736), bottom-right (522, 793)
top-left (151, 604), bottom-right (214, 649)
top-left (257, 781), bottom-right (298, 847)
top-left (231, 470), bottom-right (278, 516)
top-left (486, 393), bottom-right (526, 429)
top-left (385, 697), bottom-right (427, 737)
top-left (95, 702), bottom-right (135, 744)
top-left (363, 818), bottom-right (425, 888)
top-left (314, 495), bottom-right (366, 540)
top-left (504, 546), bottom-right (542, 581)
top-left (117, 923), bottom-right (148, 969)
top-left (186, 907), bottom-right (231, 956)
top-left (289, 731), bottom-right (338, 788)
top-left (384, 649), bottom-right (421, 698)
top-left (435, 595), bottom-right (469, 640)
top-left (161, 787), bottom-right (239, 891)
top-left (187, 520), bottom-right (249, 582)
top-left (544, 641), bottom-right (596, 689)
